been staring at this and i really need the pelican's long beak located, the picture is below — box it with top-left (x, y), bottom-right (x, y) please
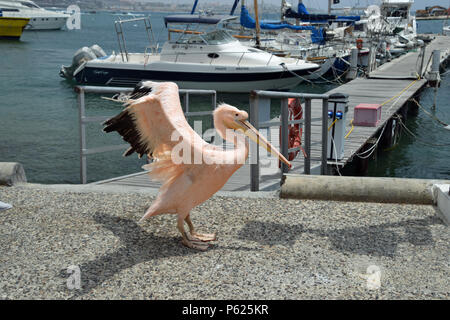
top-left (236, 119), bottom-right (292, 169)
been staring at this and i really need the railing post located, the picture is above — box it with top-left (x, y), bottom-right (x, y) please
top-left (430, 49), bottom-right (441, 109)
top-left (212, 92), bottom-right (217, 109)
top-left (77, 87), bottom-right (87, 184)
top-left (249, 92), bottom-right (260, 191)
top-left (418, 45), bottom-right (426, 78)
top-left (304, 98), bottom-right (312, 174)
top-left (280, 98), bottom-right (289, 173)
top-left (321, 98), bottom-right (329, 175)
top-left (184, 92), bottom-right (189, 113)
top-left (346, 48), bottom-right (358, 80)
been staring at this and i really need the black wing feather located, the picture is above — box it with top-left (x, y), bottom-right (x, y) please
top-left (103, 82), bottom-right (155, 158)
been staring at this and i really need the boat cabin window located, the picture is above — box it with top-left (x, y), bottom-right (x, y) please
top-left (174, 29), bottom-right (236, 45)
top-left (201, 30), bottom-right (235, 45)
top-left (383, 6), bottom-right (408, 19)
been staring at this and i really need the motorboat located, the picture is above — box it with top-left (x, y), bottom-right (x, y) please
top-left (0, 13), bottom-right (29, 39)
top-left (60, 15), bottom-right (320, 93)
top-left (0, 0), bottom-right (69, 30)
top-left (444, 24), bottom-right (450, 36)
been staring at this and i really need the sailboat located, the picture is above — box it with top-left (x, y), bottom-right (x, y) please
top-left (226, 1), bottom-right (366, 79)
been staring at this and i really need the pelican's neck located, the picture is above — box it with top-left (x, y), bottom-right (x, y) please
top-left (214, 120), bottom-right (249, 164)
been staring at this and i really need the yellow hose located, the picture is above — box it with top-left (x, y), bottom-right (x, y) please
top-left (328, 118), bottom-right (338, 131)
top-left (345, 120), bottom-right (354, 139)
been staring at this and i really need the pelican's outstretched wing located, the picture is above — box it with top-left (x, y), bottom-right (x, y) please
top-left (103, 81), bottom-right (204, 183)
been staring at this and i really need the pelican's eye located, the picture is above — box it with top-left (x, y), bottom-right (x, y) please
top-left (235, 113), bottom-right (239, 117)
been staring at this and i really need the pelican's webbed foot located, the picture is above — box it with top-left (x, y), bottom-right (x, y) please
top-left (181, 236), bottom-right (210, 251)
top-left (190, 232), bottom-right (217, 242)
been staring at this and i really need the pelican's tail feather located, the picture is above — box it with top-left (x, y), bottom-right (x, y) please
top-left (142, 151), bottom-right (184, 188)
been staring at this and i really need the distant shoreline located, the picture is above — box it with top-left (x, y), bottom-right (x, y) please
top-left (416, 16), bottom-right (450, 21)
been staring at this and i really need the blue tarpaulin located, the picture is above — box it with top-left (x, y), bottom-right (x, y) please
top-left (310, 28), bottom-right (326, 44)
top-left (240, 6), bottom-right (315, 31)
top-left (284, 5), bottom-right (360, 23)
top-left (298, 3), bottom-right (309, 15)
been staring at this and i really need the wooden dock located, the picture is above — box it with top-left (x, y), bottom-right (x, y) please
top-left (94, 36), bottom-right (450, 191)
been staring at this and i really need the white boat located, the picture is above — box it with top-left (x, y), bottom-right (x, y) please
top-left (444, 25), bottom-right (450, 36)
top-left (0, 0), bottom-right (69, 30)
top-left (61, 15), bottom-right (320, 93)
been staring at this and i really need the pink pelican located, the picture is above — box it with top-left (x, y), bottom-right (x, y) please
top-left (103, 81), bottom-right (291, 250)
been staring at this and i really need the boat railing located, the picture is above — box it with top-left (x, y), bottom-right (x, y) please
top-left (115, 16), bottom-right (157, 63)
top-left (157, 50), bottom-right (298, 67)
top-left (75, 85), bottom-right (216, 184)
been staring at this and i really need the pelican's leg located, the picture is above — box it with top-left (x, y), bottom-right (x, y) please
top-left (185, 214), bottom-right (216, 242)
top-left (177, 216), bottom-right (209, 251)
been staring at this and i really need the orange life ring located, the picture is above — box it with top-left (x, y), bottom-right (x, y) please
top-left (356, 38), bottom-right (363, 50)
top-left (279, 98), bottom-right (306, 167)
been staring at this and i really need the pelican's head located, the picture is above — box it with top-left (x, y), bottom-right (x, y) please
top-left (214, 104), bottom-right (292, 169)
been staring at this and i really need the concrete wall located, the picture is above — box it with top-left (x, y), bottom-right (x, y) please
top-left (0, 162), bottom-right (27, 186)
top-left (280, 174), bottom-right (450, 205)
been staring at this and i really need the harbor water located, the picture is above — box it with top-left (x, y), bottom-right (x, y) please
top-left (0, 12), bottom-right (448, 184)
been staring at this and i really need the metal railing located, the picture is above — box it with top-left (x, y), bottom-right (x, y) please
top-left (249, 90), bottom-right (330, 191)
top-left (158, 50), bottom-right (303, 67)
top-left (75, 85), bottom-right (217, 184)
top-left (76, 86), bottom-right (339, 191)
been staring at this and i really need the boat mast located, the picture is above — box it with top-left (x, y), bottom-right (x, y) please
top-left (296, 0), bottom-right (301, 25)
top-left (328, 0), bottom-right (332, 15)
top-left (281, 0), bottom-right (286, 21)
top-left (254, 0), bottom-right (261, 47)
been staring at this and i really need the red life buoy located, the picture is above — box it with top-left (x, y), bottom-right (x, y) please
top-left (279, 98), bottom-right (306, 167)
top-left (356, 38), bottom-right (363, 50)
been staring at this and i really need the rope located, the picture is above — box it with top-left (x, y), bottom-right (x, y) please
top-left (395, 115), bottom-right (450, 147)
top-left (280, 63), bottom-right (315, 85)
top-left (411, 99), bottom-right (450, 130)
top-left (354, 121), bottom-right (388, 159)
top-left (280, 62), bottom-right (350, 86)
top-left (380, 78), bottom-right (419, 108)
top-left (330, 135), bottom-right (342, 176)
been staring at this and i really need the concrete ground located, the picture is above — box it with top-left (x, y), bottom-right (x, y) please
top-left (0, 184), bottom-right (448, 299)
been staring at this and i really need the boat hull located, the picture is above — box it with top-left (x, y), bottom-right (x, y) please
top-left (25, 17), bottom-right (67, 30)
top-left (0, 17), bottom-right (29, 40)
top-left (74, 64), bottom-right (320, 93)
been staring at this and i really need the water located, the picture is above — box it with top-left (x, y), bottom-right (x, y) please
top-left (0, 13), bottom-right (448, 183)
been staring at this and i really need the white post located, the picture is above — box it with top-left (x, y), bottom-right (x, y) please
top-left (346, 48), bottom-right (358, 80)
top-left (430, 50), bottom-right (441, 109)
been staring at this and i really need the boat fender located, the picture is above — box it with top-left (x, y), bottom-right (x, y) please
top-left (90, 44), bottom-right (107, 58)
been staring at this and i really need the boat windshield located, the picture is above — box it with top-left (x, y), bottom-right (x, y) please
top-left (201, 30), bottom-right (236, 45)
top-left (175, 30), bottom-right (236, 45)
top-left (21, 1), bottom-right (40, 9)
